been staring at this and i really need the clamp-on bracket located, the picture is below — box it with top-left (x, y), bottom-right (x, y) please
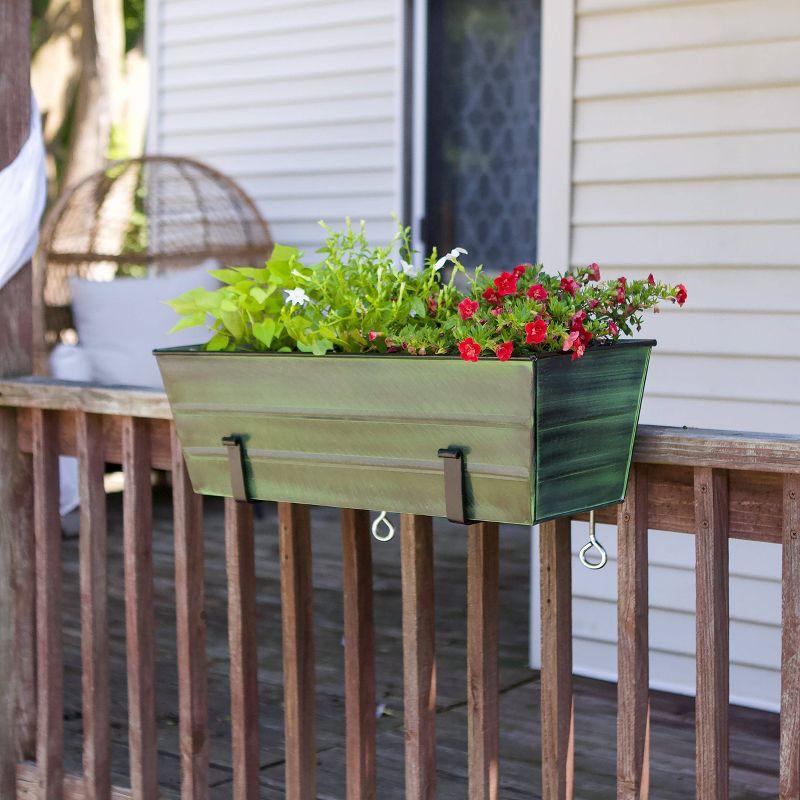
top-left (222, 435), bottom-right (250, 503)
top-left (438, 447), bottom-right (469, 525)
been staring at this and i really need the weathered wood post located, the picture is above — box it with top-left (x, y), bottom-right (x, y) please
top-left (0, 1), bottom-right (37, 796)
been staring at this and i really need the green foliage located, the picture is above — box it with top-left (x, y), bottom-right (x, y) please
top-left (123, 0), bottom-right (146, 51)
top-left (166, 221), bottom-right (466, 355)
top-left (30, 0), bottom-right (52, 53)
top-left (167, 220), bottom-right (686, 361)
top-left (32, 0), bottom-right (144, 54)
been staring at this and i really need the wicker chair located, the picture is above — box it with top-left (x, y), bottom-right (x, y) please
top-left (33, 155), bottom-right (273, 373)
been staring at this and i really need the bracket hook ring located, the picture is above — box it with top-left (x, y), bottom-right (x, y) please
top-left (371, 510), bottom-right (395, 543)
top-left (579, 509), bottom-right (608, 570)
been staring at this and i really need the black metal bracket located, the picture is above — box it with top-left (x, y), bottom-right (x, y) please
top-left (438, 447), bottom-right (469, 525)
top-left (222, 435), bottom-right (250, 503)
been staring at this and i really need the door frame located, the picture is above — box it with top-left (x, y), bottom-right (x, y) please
top-left (398, 0), bottom-right (429, 264)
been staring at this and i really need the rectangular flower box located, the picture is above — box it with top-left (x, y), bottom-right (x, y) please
top-left (155, 340), bottom-right (653, 525)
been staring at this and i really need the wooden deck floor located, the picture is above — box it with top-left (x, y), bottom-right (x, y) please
top-left (56, 488), bottom-right (780, 798)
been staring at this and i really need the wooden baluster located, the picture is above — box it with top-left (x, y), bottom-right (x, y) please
top-left (224, 498), bottom-right (260, 800)
top-left (122, 417), bottom-right (158, 799)
top-left (694, 467), bottom-right (729, 799)
top-left (279, 502), bottom-right (316, 800)
top-left (77, 412), bottom-right (111, 800)
top-left (540, 518), bottom-right (574, 800)
top-left (617, 465), bottom-right (650, 800)
top-left (340, 509), bottom-right (376, 800)
top-left (467, 522), bottom-right (500, 800)
top-left (33, 409), bottom-right (64, 799)
top-left (400, 514), bottom-right (436, 800)
top-left (171, 426), bottom-right (208, 800)
top-left (780, 473), bottom-right (800, 799)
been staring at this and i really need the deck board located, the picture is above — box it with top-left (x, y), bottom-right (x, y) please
top-left (57, 488), bottom-right (779, 798)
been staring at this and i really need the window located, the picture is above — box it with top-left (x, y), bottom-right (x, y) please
top-left (421, 0), bottom-right (541, 270)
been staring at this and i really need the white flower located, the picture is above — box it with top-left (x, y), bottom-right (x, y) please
top-left (284, 287), bottom-right (311, 307)
top-left (433, 246), bottom-right (468, 271)
top-left (400, 259), bottom-right (419, 276)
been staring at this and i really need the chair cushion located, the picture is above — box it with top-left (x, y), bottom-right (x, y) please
top-left (50, 342), bottom-right (94, 516)
top-left (70, 262), bottom-right (218, 389)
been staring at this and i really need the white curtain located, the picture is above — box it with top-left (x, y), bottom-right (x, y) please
top-left (0, 92), bottom-right (46, 289)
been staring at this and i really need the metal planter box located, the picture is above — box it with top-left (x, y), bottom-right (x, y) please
top-left (155, 340), bottom-right (653, 525)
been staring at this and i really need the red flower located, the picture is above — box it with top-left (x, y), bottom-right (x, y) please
top-left (527, 283), bottom-right (547, 302)
top-left (495, 342), bottom-right (514, 361)
top-left (458, 337), bottom-right (482, 362)
top-left (570, 310), bottom-right (587, 330)
top-left (563, 330), bottom-right (580, 352)
top-left (482, 285), bottom-right (501, 306)
top-left (588, 298), bottom-right (599, 310)
top-left (493, 271), bottom-right (519, 297)
top-left (587, 263), bottom-right (601, 281)
top-left (427, 295), bottom-right (438, 315)
top-left (608, 321), bottom-right (619, 336)
top-left (563, 326), bottom-right (593, 361)
top-left (458, 297), bottom-right (479, 320)
top-left (490, 306), bottom-right (503, 316)
top-left (675, 283), bottom-right (687, 306)
top-left (368, 331), bottom-right (379, 341)
top-left (512, 263), bottom-right (530, 280)
top-left (525, 318), bottom-right (548, 344)
top-left (647, 273), bottom-right (655, 285)
top-left (560, 276), bottom-right (579, 296)
top-left (616, 277), bottom-right (627, 304)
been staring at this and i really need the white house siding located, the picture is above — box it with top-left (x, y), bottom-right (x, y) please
top-left (533, 0), bottom-right (800, 711)
top-left (147, 0), bottom-right (403, 255)
top-left (148, 0), bottom-right (799, 712)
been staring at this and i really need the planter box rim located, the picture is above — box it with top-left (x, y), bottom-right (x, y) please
top-left (154, 337), bottom-right (656, 361)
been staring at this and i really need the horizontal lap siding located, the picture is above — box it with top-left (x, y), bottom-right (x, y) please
top-left (565, 0), bottom-right (800, 709)
top-left (151, 0), bottom-right (401, 253)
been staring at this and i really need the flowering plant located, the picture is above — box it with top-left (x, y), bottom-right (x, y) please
top-left (167, 220), bottom-right (686, 362)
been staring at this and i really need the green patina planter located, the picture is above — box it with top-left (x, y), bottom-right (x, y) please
top-left (155, 339), bottom-right (653, 526)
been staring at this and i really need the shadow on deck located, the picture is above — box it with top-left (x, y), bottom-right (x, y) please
top-left (58, 488), bottom-right (779, 799)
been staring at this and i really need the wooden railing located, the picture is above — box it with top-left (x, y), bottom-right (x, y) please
top-left (0, 376), bottom-right (798, 800)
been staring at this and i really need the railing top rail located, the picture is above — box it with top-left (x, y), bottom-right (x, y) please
top-left (633, 424), bottom-right (800, 474)
top-left (1, 376), bottom-right (799, 473)
top-left (0, 376), bottom-right (171, 420)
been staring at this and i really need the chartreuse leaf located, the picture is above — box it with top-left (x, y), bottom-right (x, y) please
top-left (206, 332), bottom-right (230, 351)
top-left (194, 290), bottom-right (224, 312)
top-left (310, 338), bottom-right (333, 355)
top-left (221, 311), bottom-right (244, 339)
top-left (168, 311), bottom-right (206, 334)
top-left (234, 267), bottom-right (270, 282)
top-left (267, 260), bottom-right (291, 285)
top-left (250, 286), bottom-right (269, 305)
top-left (264, 244), bottom-right (301, 286)
top-left (165, 295), bottom-right (198, 315)
top-left (410, 297), bottom-right (426, 318)
top-left (270, 244), bottom-right (299, 263)
top-left (208, 268), bottom-right (244, 284)
top-left (252, 319), bottom-right (276, 348)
